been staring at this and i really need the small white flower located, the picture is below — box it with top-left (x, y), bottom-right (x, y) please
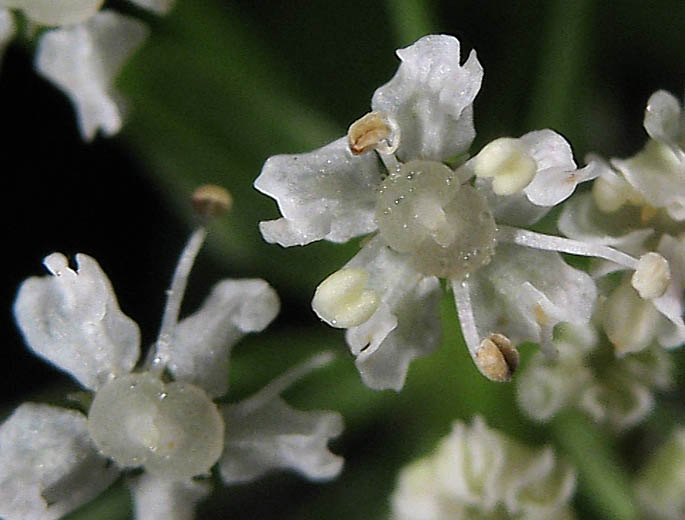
top-left (517, 322), bottom-right (674, 432)
top-left (0, 0), bottom-right (176, 140)
top-left (390, 416), bottom-right (577, 520)
top-left (1, 200), bottom-right (343, 520)
top-left (255, 34), bottom-right (646, 390)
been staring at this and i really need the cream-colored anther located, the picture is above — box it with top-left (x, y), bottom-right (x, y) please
top-left (631, 252), bottom-right (671, 299)
top-left (347, 111), bottom-right (399, 155)
top-left (312, 268), bottom-right (379, 328)
top-left (474, 333), bottom-right (519, 382)
top-left (472, 138), bottom-right (537, 196)
top-left (592, 173), bottom-right (644, 213)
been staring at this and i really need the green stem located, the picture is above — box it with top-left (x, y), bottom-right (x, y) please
top-left (551, 411), bottom-right (638, 520)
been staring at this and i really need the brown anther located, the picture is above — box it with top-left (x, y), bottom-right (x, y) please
top-left (192, 184), bottom-right (232, 218)
top-left (474, 333), bottom-right (519, 383)
top-left (348, 111), bottom-right (391, 155)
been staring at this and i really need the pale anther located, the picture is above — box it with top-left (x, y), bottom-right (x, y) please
top-left (631, 252), bottom-right (671, 299)
top-left (312, 268), bottom-right (379, 328)
top-left (347, 111), bottom-right (399, 155)
top-left (472, 137), bottom-right (537, 196)
top-left (192, 184), bottom-right (233, 218)
top-left (474, 333), bottom-right (519, 382)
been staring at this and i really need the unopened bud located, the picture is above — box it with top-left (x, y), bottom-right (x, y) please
top-left (312, 268), bottom-right (379, 328)
top-left (347, 111), bottom-right (399, 155)
top-left (631, 252), bottom-right (671, 299)
top-left (192, 184), bottom-right (232, 218)
top-left (475, 333), bottom-right (519, 382)
top-left (473, 138), bottom-right (537, 196)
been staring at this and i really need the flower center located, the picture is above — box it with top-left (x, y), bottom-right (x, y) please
top-left (88, 372), bottom-right (224, 480)
top-left (375, 160), bottom-right (497, 278)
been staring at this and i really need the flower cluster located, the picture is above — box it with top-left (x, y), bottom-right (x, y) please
top-left (0, 187), bottom-right (343, 520)
top-left (255, 34), bottom-right (670, 391)
top-left (0, 0), bottom-right (172, 140)
top-left (390, 416), bottom-right (576, 520)
top-left (516, 91), bottom-right (685, 430)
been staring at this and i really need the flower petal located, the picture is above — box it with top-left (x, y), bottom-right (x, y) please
top-left (644, 90), bottom-right (682, 145)
top-left (371, 34), bottom-right (483, 162)
top-left (219, 355), bottom-right (343, 484)
top-left (342, 237), bottom-right (442, 390)
top-left (255, 137), bottom-right (383, 246)
top-left (471, 130), bottom-right (585, 225)
top-left (35, 10), bottom-right (148, 141)
top-left (0, 8), bottom-right (16, 60)
top-left (612, 139), bottom-right (685, 221)
top-left (166, 279), bottom-right (279, 398)
top-left (14, 253), bottom-right (140, 390)
top-left (463, 244), bottom-right (596, 355)
top-left (129, 474), bottom-right (210, 520)
top-left (127, 0), bottom-right (175, 15)
top-left (0, 403), bottom-right (118, 520)
top-left (652, 234), bottom-right (685, 348)
top-left (2, 0), bottom-right (103, 26)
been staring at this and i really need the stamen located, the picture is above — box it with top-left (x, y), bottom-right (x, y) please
top-left (237, 352), bottom-right (336, 414)
top-left (473, 137), bottom-right (537, 195)
top-left (312, 268), bottom-right (380, 328)
top-left (631, 252), bottom-right (671, 299)
top-left (496, 226), bottom-right (639, 270)
top-left (347, 111), bottom-right (400, 156)
top-left (151, 226), bottom-right (208, 376)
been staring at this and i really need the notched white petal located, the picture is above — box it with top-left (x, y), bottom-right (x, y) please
top-left (35, 10), bottom-right (149, 141)
top-left (4, 0), bottom-right (103, 26)
top-left (464, 244), bottom-right (596, 357)
top-left (0, 403), bottom-right (118, 520)
top-left (167, 279), bottom-right (279, 398)
top-left (220, 365), bottom-right (344, 485)
top-left (342, 237), bottom-right (442, 390)
top-left (127, 0), bottom-right (176, 15)
top-left (371, 34), bottom-right (483, 162)
top-left (255, 137), bottom-right (383, 246)
top-left (129, 473), bottom-right (210, 520)
top-left (0, 8), bottom-right (16, 61)
top-left (14, 252), bottom-right (140, 390)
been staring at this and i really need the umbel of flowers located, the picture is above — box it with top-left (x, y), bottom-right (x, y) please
top-left (517, 90), bottom-right (685, 431)
top-left (0, 186), bottom-right (343, 520)
top-left (254, 34), bottom-right (674, 391)
top-left (390, 416), bottom-right (577, 520)
top-left (0, 0), bottom-right (174, 140)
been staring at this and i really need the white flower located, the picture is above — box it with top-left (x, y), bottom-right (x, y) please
top-left (559, 93), bottom-right (685, 353)
top-left (255, 34), bottom-right (648, 390)
top-left (635, 427), bottom-right (685, 520)
top-left (0, 0), bottom-right (175, 140)
top-left (516, 323), bottom-right (673, 432)
top-left (390, 416), bottom-right (577, 520)
top-left (1, 221), bottom-right (343, 520)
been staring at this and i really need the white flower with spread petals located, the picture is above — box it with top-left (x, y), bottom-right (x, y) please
top-left (0, 0), bottom-right (175, 140)
top-left (0, 187), bottom-right (343, 520)
top-left (255, 34), bottom-right (651, 390)
top-left (390, 416), bottom-right (577, 520)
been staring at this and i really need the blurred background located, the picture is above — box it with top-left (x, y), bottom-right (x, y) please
top-left (1, 0), bottom-right (684, 518)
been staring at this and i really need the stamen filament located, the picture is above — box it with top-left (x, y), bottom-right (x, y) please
top-left (496, 226), bottom-right (639, 270)
top-left (150, 226), bottom-right (208, 376)
top-left (237, 352), bottom-right (335, 414)
top-left (451, 279), bottom-right (481, 360)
